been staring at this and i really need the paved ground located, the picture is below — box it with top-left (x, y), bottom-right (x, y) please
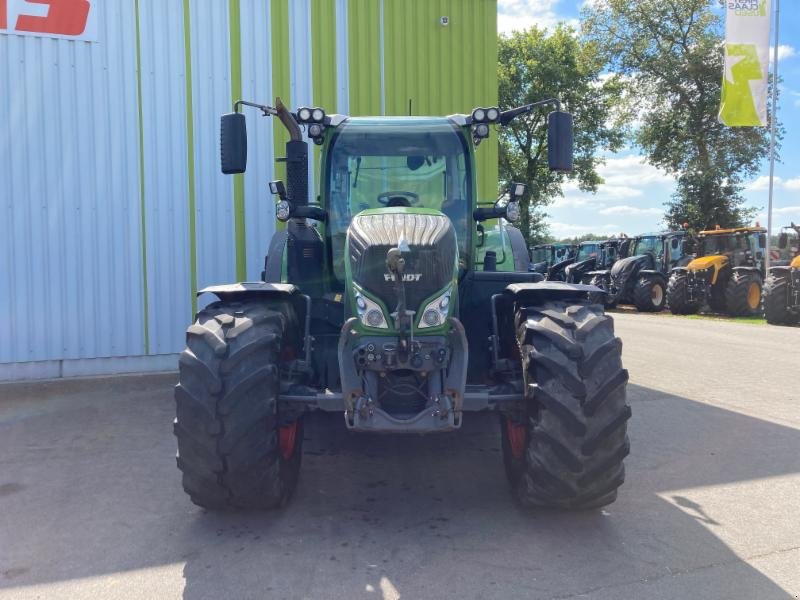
top-left (0, 313), bottom-right (798, 600)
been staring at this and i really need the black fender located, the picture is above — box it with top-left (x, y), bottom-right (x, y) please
top-left (263, 230), bottom-right (289, 282)
top-left (768, 265), bottom-right (793, 276)
top-left (198, 282), bottom-right (301, 306)
top-left (504, 281), bottom-right (602, 304)
top-left (506, 226), bottom-right (532, 272)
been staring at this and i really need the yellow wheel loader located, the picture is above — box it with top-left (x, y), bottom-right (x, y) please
top-left (666, 226), bottom-right (767, 317)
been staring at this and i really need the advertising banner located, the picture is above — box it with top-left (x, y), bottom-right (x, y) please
top-left (1, 0), bottom-right (97, 42)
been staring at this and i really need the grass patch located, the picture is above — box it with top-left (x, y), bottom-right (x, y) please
top-left (683, 313), bottom-right (766, 325)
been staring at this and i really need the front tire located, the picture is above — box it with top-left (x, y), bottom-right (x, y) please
top-left (501, 300), bottom-right (631, 509)
top-left (667, 272), bottom-right (699, 314)
top-left (174, 300), bottom-right (304, 510)
top-left (763, 273), bottom-right (796, 325)
top-left (724, 271), bottom-right (762, 317)
top-left (633, 275), bottom-right (666, 312)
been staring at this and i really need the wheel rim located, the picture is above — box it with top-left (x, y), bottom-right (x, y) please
top-left (747, 282), bottom-right (760, 310)
top-left (279, 421), bottom-right (298, 460)
top-left (651, 283), bottom-right (664, 306)
top-left (506, 420), bottom-right (526, 460)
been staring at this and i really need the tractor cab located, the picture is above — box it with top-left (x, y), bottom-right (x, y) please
top-left (530, 243), bottom-right (577, 275)
top-left (562, 241), bottom-right (600, 283)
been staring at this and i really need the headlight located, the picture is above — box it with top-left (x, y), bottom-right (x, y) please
top-left (312, 108), bottom-right (325, 122)
top-left (474, 123), bottom-right (489, 138)
top-left (297, 107), bottom-right (311, 122)
top-left (486, 107), bottom-right (500, 122)
top-left (473, 108), bottom-right (486, 122)
top-left (505, 201), bottom-right (520, 223)
top-left (308, 123), bottom-right (324, 138)
top-left (276, 200), bottom-right (292, 221)
top-left (418, 287), bottom-right (452, 329)
top-left (353, 288), bottom-right (388, 329)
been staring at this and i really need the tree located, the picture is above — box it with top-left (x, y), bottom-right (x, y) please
top-left (498, 25), bottom-right (625, 244)
top-left (583, 0), bottom-right (778, 231)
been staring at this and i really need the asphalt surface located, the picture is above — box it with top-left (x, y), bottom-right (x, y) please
top-left (1, 313), bottom-right (799, 600)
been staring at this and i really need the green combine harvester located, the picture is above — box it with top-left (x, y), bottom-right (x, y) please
top-left (173, 97), bottom-right (631, 511)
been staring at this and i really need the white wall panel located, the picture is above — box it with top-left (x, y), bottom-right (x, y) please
top-left (0, 1), bottom-right (145, 364)
top-left (190, 0), bottom-right (236, 297)
top-left (240, 0), bottom-right (277, 282)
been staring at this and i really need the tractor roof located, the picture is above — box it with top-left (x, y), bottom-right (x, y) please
top-left (698, 226), bottom-right (766, 236)
top-left (343, 116), bottom-right (458, 127)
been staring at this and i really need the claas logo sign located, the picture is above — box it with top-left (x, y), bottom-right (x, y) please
top-left (1, 0), bottom-right (97, 41)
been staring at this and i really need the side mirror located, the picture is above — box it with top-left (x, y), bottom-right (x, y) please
top-left (778, 232), bottom-right (788, 249)
top-left (221, 113), bottom-right (247, 174)
top-left (759, 234), bottom-right (766, 249)
top-left (547, 111), bottom-right (574, 172)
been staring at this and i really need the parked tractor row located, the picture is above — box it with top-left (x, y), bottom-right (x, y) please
top-left (529, 223), bottom-right (800, 325)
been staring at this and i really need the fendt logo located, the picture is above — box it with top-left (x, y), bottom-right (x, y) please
top-left (384, 273), bottom-right (422, 282)
top-left (1, 0), bottom-right (97, 41)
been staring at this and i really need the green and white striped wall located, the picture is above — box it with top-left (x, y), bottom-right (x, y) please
top-left (0, 0), bottom-right (497, 380)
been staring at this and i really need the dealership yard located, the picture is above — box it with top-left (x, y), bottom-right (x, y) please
top-left (0, 313), bottom-right (798, 600)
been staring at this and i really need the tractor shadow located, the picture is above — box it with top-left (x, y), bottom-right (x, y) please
top-left (0, 377), bottom-right (798, 599)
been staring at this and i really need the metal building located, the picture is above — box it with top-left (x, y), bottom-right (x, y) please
top-left (0, 0), bottom-right (498, 380)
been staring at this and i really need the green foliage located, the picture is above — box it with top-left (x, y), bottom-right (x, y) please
top-left (556, 233), bottom-right (611, 245)
top-left (582, 0), bottom-right (779, 231)
top-left (498, 25), bottom-right (624, 244)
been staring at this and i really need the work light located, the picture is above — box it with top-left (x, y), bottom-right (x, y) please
top-left (312, 108), bottom-right (325, 122)
top-left (486, 107), bottom-right (500, 122)
top-left (472, 108), bottom-right (486, 122)
top-left (297, 107), bottom-right (312, 122)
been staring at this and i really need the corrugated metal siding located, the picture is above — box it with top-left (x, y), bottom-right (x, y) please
top-left (0, 1), bottom-right (144, 363)
top-left (0, 0), bottom-right (498, 377)
top-left (383, 0), bottom-right (498, 201)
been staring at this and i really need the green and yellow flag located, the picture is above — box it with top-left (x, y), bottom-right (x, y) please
top-left (720, 1), bottom-right (772, 127)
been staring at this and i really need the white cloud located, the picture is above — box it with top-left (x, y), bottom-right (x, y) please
top-left (769, 45), bottom-right (796, 61)
top-left (551, 196), bottom-right (603, 209)
top-left (598, 205), bottom-right (663, 216)
top-left (497, 0), bottom-right (577, 35)
top-left (746, 175), bottom-right (800, 191)
top-left (561, 155), bottom-right (675, 202)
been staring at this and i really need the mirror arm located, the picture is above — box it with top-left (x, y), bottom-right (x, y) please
top-left (234, 100), bottom-right (277, 117)
top-left (499, 98), bottom-right (561, 126)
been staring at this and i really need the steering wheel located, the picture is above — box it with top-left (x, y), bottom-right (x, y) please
top-left (378, 191), bottom-right (419, 206)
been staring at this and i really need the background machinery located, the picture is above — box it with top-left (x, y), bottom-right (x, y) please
top-left (565, 237), bottom-right (629, 284)
top-left (667, 226), bottom-right (767, 317)
top-left (763, 223), bottom-right (800, 325)
top-left (549, 240), bottom-right (599, 282)
top-left (530, 243), bottom-right (576, 277)
top-left (587, 231), bottom-right (690, 312)
top-left (172, 97), bottom-right (631, 511)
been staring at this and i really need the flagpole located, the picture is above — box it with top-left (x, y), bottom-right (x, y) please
top-left (766, 0), bottom-right (780, 274)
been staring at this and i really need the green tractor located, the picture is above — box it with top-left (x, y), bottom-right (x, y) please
top-left (587, 231), bottom-right (690, 312)
top-left (174, 98), bottom-right (630, 511)
top-left (763, 223), bottom-right (800, 325)
top-left (667, 226), bottom-right (767, 316)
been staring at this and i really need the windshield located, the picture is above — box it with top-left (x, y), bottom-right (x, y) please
top-left (531, 247), bottom-right (550, 263)
top-left (553, 245), bottom-right (574, 263)
top-left (577, 243), bottom-right (599, 261)
top-left (326, 119), bottom-right (472, 282)
top-left (700, 234), bottom-right (746, 255)
top-left (633, 236), bottom-right (662, 256)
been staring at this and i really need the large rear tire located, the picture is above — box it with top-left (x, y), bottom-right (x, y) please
top-left (724, 271), bottom-right (762, 317)
top-left (763, 273), bottom-right (796, 325)
top-left (666, 272), bottom-right (699, 315)
top-left (174, 300), bottom-right (304, 510)
top-left (633, 275), bottom-right (666, 312)
top-left (501, 300), bottom-right (631, 509)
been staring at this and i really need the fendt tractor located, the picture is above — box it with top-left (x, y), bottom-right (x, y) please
top-left (587, 231), bottom-right (690, 312)
top-left (564, 238), bottom-right (628, 284)
top-left (763, 223), bottom-right (800, 325)
top-left (667, 226), bottom-right (767, 316)
top-left (530, 243), bottom-right (576, 277)
top-left (550, 240), bottom-right (599, 282)
top-left (173, 97), bottom-right (631, 511)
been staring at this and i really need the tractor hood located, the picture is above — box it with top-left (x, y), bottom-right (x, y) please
top-left (346, 208), bottom-right (457, 327)
top-left (610, 254), bottom-right (652, 278)
top-left (791, 255), bottom-right (800, 269)
top-left (565, 257), bottom-right (596, 279)
top-left (687, 255), bottom-right (728, 272)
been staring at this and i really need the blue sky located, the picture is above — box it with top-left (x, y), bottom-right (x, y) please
top-left (498, 0), bottom-right (800, 238)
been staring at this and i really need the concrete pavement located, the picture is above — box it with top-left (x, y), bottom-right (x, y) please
top-left (0, 313), bottom-right (798, 599)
